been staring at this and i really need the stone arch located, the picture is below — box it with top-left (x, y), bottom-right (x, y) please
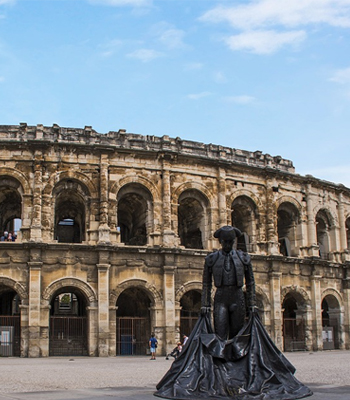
top-left (0, 276), bottom-right (28, 303)
top-left (110, 279), bottom-right (163, 307)
top-left (42, 277), bottom-right (97, 304)
top-left (0, 167), bottom-right (31, 194)
top-left (115, 181), bottom-right (155, 245)
top-left (321, 288), bottom-right (343, 307)
top-left (43, 170), bottom-right (96, 197)
top-left (281, 285), bottom-right (311, 305)
top-left (230, 192), bottom-right (260, 252)
top-left (172, 182), bottom-right (214, 207)
top-left (315, 207), bottom-right (337, 257)
top-left (314, 206), bottom-right (338, 226)
top-left (111, 175), bottom-right (160, 201)
top-left (227, 189), bottom-right (262, 211)
top-left (175, 281), bottom-right (202, 303)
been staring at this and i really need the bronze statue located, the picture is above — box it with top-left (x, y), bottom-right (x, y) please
top-left (201, 226), bottom-right (255, 340)
top-left (155, 226), bottom-right (312, 400)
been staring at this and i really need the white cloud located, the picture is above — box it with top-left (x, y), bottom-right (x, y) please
top-left (187, 92), bottom-right (212, 100)
top-left (200, 0), bottom-right (350, 54)
top-left (0, 76), bottom-right (4, 82)
top-left (225, 30), bottom-right (306, 54)
top-left (330, 67), bottom-right (350, 84)
top-left (99, 39), bottom-right (123, 58)
top-left (88, 0), bottom-right (151, 6)
top-left (200, 0), bottom-right (350, 30)
top-left (0, 0), bottom-right (15, 5)
top-left (126, 48), bottom-right (163, 62)
top-left (223, 95), bottom-right (255, 104)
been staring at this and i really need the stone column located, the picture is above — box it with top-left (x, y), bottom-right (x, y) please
top-left (109, 305), bottom-right (117, 356)
top-left (310, 273), bottom-right (323, 350)
top-left (98, 154), bottom-right (111, 244)
top-left (269, 269), bottom-right (283, 350)
top-left (338, 193), bottom-right (349, 260)
top-left (30, 152), bottom-right (43, 241)
top-left (97, 262), bottom-right (110, 356)
top-left (306, 184), bottom-right (319, 257)
top-left (266, 180), bottom-right (279, 255)
top-left (28, 260), bottom-right (43, 357)
top-left (162, 264), bottom-right (177, 355)
top-left (217, 168), bottom-right (227, 227)
top-left (162, 159), bottom-right (177, 246)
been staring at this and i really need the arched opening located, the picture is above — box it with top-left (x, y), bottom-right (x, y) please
top-left (277, 202), bottom-right (300, 257)
top-left (322, 295), bottom-right (341, 350)
top-left (0, 286), bottom-right (21, 356)
top-left (316, 210), bottom-right (332, 260)
top-left (282, 293), bottom-right (306, 351)
top-left (54, 182), bottom-right (86, 243)
top-left (49, 287), bottom-right (88, 356)
top-left (178, 190), bottom-right (209, 249)
top-left (116, 287), bottom-right (151, 355)
top-left (117, 184), bottom-right (152, 246)
top-left (346, 217), bottom-right (350, 250)
top-left (231, 196), bottom-right (258, 252)
top-left (0, 177), bottom-right (22, 242)
top-left (180, 290), bottom-right (201, 338)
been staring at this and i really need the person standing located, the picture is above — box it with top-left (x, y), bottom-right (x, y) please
top-left (149, 333), bottom-right (158, 360)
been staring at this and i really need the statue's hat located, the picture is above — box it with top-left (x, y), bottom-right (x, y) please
top-left (214, 225), bottom-right (241, 240)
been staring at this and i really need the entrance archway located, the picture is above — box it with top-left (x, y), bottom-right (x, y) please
top-left (322, 295), bottom-right (341, 350)
top-left (282, 293), bottom-right (306, 351)
top-left (180, 290), bottom-right (201, 338)
top-left (0, 286), bottom-right (21, 356)
top-left (116, 287), bottom-right (151, 355)
top-left (49, 288), bottom-right (88, 356)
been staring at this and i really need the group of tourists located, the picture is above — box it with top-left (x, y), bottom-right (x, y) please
top-left (0, 231), bottom-right (16, 242)
top-left (149, 333), bottom-right (189, 361)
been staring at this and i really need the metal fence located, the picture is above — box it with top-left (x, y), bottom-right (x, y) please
top-left (116, 317), bottom-right (150, 356)
top-left (0, 316), bottom-right (20, 357)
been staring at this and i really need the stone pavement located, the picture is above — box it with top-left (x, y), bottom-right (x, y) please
top-left (0, 351), bottom-right (349, 400)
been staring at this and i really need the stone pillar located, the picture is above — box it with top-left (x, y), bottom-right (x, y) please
top-left (162, 160), bottom-right (177, 246)
top-left (28, 260), bottom-right (43, 357)
top-left (87, 305), bottom-right (98, 356)
top-left (341, 267), bottom-right (350, 349)
top-left (217, 168), bottom-right (227, 227)
top-left (97, 262), bottom-right (110, 356)
top-left (338, 193), bottom-right (349, 260)
top-left (30, 152), bottom-right (43, 241)
top-left (266, 180), bottom-right (279, 255)
top-left (98, 154), bottom-right (111, 244)
top-left (109, 305), bottom-right (117, 356)
top-left (306, 184), bottom-right (319, 257)
top-left (310, 274), bottom-right (323, 350)
top-left (162, 265), bottom-right (177, 355)
top-left (268, 269), bottom-right (283, 350)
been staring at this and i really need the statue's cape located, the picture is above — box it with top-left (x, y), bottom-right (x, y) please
top-left (154, 313), bottom-right (312, 400)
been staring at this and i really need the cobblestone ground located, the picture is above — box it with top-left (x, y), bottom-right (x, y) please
top-left (0, 350), bottom-right (349, 394)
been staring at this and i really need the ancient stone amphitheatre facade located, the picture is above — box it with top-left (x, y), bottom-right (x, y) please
top-left (0, 123), bottom-right (349, 357)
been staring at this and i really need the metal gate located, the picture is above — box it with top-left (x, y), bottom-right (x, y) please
top-left (49, 316), bottom-right (87, 356)
top-left (283, 318), bottom-right (306, 351)
top-left (0, 316), bottom-right (20, 357)
top-left (116, 317), bottom-right (149, 355)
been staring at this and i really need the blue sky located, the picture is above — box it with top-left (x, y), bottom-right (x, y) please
top-left (1, 0), bottom-right (350, 186)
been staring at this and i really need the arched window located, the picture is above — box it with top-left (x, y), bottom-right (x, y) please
top-left (346, 217), bottom-right (350, 250)
top-left (0, 177), bottom-right (23, 242)
top-left (117, 184), bottom-right (153, 246)
top-left (178, 189), bottom-right (209, 249)
top-left (53, 180), bottom-right (88, 243)
top-left (231, 196), bottom-right (258, 252)
top-left (316, 209), bottom-right (332, 260)
top-left (277, 202), bottom-right (300, 257)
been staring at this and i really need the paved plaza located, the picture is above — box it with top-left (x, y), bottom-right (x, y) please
top-left (0, 350), bottom-right (349, 399)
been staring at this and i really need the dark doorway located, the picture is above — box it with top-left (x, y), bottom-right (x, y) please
top-left (0, 288), bottom-right (21, 356)
top-left (282, 295), bottom-right (306, 351)
top-left (116, 288), bottom-right (151, 355)
top-left (49, 290), bottom-right (88, 356)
